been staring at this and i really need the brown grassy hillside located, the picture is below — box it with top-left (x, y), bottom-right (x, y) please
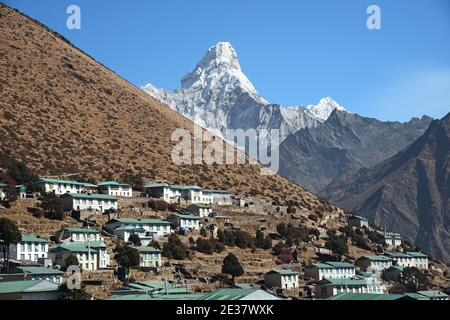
top-left (0, 3), bottom-right (334, 211)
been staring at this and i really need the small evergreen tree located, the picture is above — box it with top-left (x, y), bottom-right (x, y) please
top-left (400, 267), bottom-right (429, 292)
top-left (129, 234), bottom-right (142, 246)
top-left (162, 234), bottom-right (187, 260)
top-left (65, 254), bottom-right (79, 269)
top-left (221, 253), bottom-right (244, 284)
top-left (0, 218), bottom-right (22, 272)
top-left (114, 245), bottom-right (140, 268)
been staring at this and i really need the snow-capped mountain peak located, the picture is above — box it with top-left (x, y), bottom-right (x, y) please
top-left (142, 42), bottom-right (349, 143)
top-left (305, 97), bottom-right (347, 121)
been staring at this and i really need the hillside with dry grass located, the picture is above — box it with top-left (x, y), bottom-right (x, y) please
top-left (0, 3), bottom-right (335, 212)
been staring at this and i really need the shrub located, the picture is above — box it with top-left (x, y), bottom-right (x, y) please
top-left (163, 234), bottom-right (187, 260)
top-left (148, 199), bottom-right (169, 211)
top-left (277, 249), bottom-right (294, 264)
top-left (308, 214), bottom-right (319, 222)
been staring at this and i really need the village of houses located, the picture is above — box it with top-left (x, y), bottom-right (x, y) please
top-left (0, 177), bottom-right (449, 301)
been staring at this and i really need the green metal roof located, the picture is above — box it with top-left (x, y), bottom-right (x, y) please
top-left (62, 193), bottom-right (118, 200)
top-left (0, 182), bottom-right (7, 187)
top-left (132, 246), bottom-right (162, 253)
top-left (144, 183), bottom-right (170, 188)
top-left (39, 178), bottom-right (86, 186)
top-left (308, 263), bottom-right (334, 269)
top-left (49, 242), bottom-right (101, 253)
top-left (172, 213), bottom-right (201, 220)
top-left (386, 265), bottom-right (404, 271)
top-left (406, 252), bottom-right (428, 258)
top-left (358, 255), bottom-right (392, 262)
top-left (97, 181), bottom-right (130, 187)
top-left (108, 293), bottom-right (204, 300)
top-left (171, 185), bottom-right (202, 190)
top-left (385, 252), bottom-right (412, 258)
top-left (110, 218), bottom-right (170, 225)
top-left (64, 227), bottom-right (99, 234)
top-left (0, 280), bottom-right (59, 294)
top-left (402, 292), bottom-right (431, 300)
top-left (203, 189), bottom-right (230, 194)
top-left (327, 293), bottom-right (404, 300)
top-left (266, 268), bottom-right (298, 275)
top-left (325, 261), bottom-right (355, 269)
top-left (21, 236), bottom-right (48, 243)
top-left (349, 214), bottom-right (368, 221)
top-left (417, 291), bottom-right (448, 298)
top-left (18, 267), bottom-right (64, 275)
top-left (197, 288), bottom-right (281, 300)
top-left (189, 203), bottom-right (212, 208)
top-left (319, 278), bottom-right (371, 286)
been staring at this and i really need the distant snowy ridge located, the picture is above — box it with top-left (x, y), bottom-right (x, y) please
top-left (142, 42), bottom-right (347, 143)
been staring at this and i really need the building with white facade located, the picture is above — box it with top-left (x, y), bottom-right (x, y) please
top-left (97, 181), bottom-right (132, 197)
top-left (38, 178), bottom-right (87, 195)
top-left (144, 183), bottom-right (213, 204)
top-left (105, 218), bottom-right (171, 242)
top-left (48, 241), bottom-right (109, 270)
top-left (167, 213), bottom-right (201, 231)
top-left (355, 255), bottom-right (393, 274)
top-left (55, 227), bottom-right (103, 244)
top-left (304, 262), bottom-right (356, 281)
top-left (60, 193), bottom-right (118, 213)
top-left (203, 189), bottom-right (232, 205)
top-left (347, 214), bottom-right (369, 229)
top-left (187, 203), bottom-right (213, 218)
top-left (385, 252), bottom-right (428, 270)
top-left (264, 269), bottom-right (299, 290)
top-left (315, 278), bottom-right (384, 298)
top-left (17, 266), bottom-right (64, 285)
top-left (0, 236), bottom-right (48, 262)
top-left (133, 246), bottom-right (162, 268)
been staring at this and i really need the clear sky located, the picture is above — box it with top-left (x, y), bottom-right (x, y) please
top-left (4, 0), bottom-right (450, 121)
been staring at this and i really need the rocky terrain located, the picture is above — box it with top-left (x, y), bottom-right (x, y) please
top-left (0, 3), bottom-right (334, 210)
top-left (323, 113), bottom-right (450, 261)
top-left (279, 110), bottom-right (433, 193)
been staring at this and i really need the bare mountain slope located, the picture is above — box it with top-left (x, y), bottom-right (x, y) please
top-left (323, 113), bottom-right (450, 261)
top-left (278, 110), bottom-right (433, 193)
top-left (0, 3), bottom-right (333, 211)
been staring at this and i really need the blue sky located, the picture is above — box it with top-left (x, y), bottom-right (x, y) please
top-left (4, 0), bottom-right (450, 121)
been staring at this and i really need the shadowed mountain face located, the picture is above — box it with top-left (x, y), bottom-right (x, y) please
top-left (278, 110), bottom-right (433, 193)
top-left (0, 3), bottom-right (335, 210)
top-left (323, 113), bottom-right (450, 261)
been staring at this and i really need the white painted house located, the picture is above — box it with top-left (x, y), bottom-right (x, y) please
top-left (304, 262), bottom-right (356, 280)
top-left (264, 269), bottom-right (299, 290)
top-left (347, 215), bottom-right (369, 229)
top-left (204, 189), bottom-right (232, 205)
top-left (0, 236), bottom-right (48, 262)
top-left (133, 246), bottom-right (162, 268)
top-left (187, 203), bottom-right (213, 218)
top-left (48, 241), bottom-right (110, 270)
top-left (385, 252), bottom-right (429, 270)
top-left (97, 181), bottom-right (132, 197)
top-left (167, 213), bottom-right (201, 231)
top-left (355, 255), bottom-right (393, 273)
top-left (315, 278), bottom-right (384, 298)
top-left (55, 227), bottom-right (103, 244)
top-left (144, 183), bottom-right (213, 204)
top-left (38, 178), bottom-right (86, 195)
top-left (105, 218), bottom-right (171, 242)
top-left (17, 266), bottom-right (64, 285)
top-left (60, 193), bottom-right (118, 213)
